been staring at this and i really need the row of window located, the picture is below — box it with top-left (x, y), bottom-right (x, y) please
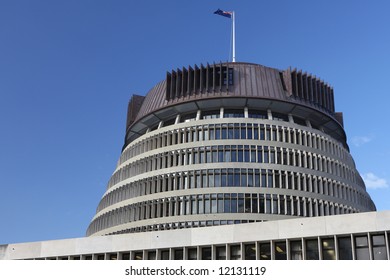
top-left (111, 219), bottom-right (257, 235)
top-left (34, 232), bottom-right (389, 260)
top-left (110, 144), bottom-right (358, 190)
top-left (120, 121), bottom-right (350, 167)
top-left (99, 167), bottom-right (372, 213)
top-left (88, 192), bottom-right (357, 236)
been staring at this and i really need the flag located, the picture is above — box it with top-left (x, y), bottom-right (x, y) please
top-left (214, 9), bottom-right (233, 18)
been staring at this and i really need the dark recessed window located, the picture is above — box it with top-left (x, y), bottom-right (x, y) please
top-left (272, 112), bottom-right (289, 122)
top-left (163, 117), bottom-right (176, 127)
top-left (160, 250), bottom-right (170, 260)
top-left (248, 110), bottom-right (268, 119)
top-left (244, 243), bottom-right (256, 260)
top-left (187, 248), bottom-right (197, 260)
top-left (337, 236), bottom-right (352, 260)
top-left (274, 241), bottom-right (287, 260)
top-left (202, 110), bottom-right (220, 119)
top-left (321, 238), bottom-right (336, 260)
top-left (132, 251), bottom-right (143, 260)
top-left (182, 113), bottom-right (197, 122)
top-left (216, 246), bottom-right (226, 260)
top-left (230, 245), bottom-right (241, 260)
top-left (259, 242), bottom-right (271, 260)
top-left (305, 239), bottom-right (319, 260)
top-left (174, 249), bottom-right (184, 260)
top-left (201, 247), bottom-right (212, 260)
top-left (290, 240), bottom-right (303, 260)
top-left (147, 251), bottom-right (156, 260)
top-left (294, 116), bottom-right (307, 126)
top-left (224, 109), bottom-right (244, 118)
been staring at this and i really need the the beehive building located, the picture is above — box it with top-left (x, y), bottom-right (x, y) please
top-left (2, 62), bottom-right (389, 260)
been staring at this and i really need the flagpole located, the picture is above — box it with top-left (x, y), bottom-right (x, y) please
top-left (232, 11), bottom-right (236, 62)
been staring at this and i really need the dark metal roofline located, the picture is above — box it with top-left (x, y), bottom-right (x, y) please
top-left (127, 62), bottom-right (283, 126)
top-left (122, 62), bottom-right (346, 152)
top-left (125, 62), bottom-right (339, 127)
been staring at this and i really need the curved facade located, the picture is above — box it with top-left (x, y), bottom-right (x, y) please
top-left (86, 62), bottom-right (375, 237)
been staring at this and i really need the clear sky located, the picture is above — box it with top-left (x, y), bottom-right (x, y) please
top-left (1, 0), bottom-right (389, 245)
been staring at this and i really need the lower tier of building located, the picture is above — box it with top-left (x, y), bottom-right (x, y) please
top-left (2, 211), bottom-right (390, 260)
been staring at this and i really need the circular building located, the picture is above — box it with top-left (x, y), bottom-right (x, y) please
top-left (86, 62), bottom-right (375, 237)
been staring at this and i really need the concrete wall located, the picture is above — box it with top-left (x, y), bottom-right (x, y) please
top-left (2, 211), bottom-right (390, 260)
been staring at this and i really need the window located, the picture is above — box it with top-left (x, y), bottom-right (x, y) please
top-left (224, 109), bottom-right (244, 118)
top-left (201, 247), bottom-right (212, 260)
top-left (321, 238), bottom-right (336, 260)
top-left (274, 241), bottom-right (287, 260)
top-left (259, 242), bottom-right (271, 260)
top-left (223, 67), bottom-right (234, 85)
top-left (372, 234), bottom-right (387, 260)
top-left (355, 236), bottom-right (370, 260)
top-left (174, 249), bottom-right (184, 260)
top-left (290, 240), bottom-right (303, 260)
top-left (305, 239), bottom-right (319, 260)
top-left (202, 110), bottom-right (220, 119)
top-left (248, 110), bottom-right (267, 119)
top-left (132, 251), bottom-right (142, 260)
top-left (147, 251), bottom-right (157, 260)
top-left (160, 250), bottom-right (169, 260)
top-left (186, 248), bottom-right (197, 260)
top-left (338, 236), bottom-right (352, 260)
top-left (294, 116), bottom-right (306, 126)
top-left (244, 243), bottom-right (256, 260)
top-left (272, 112), bottom-right (289, 122)
top-left (230, 245), bottom-right (241, 260)
top-left (216, 246), bottom-right (226, 260)
top-left (182, 113), bottom-right (197, 122)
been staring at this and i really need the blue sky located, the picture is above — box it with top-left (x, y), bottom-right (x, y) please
top-left (0, 0), bottom-right (389, 245)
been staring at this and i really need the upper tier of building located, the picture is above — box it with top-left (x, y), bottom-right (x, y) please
top-left (124, 62), bottom-right (346, 150)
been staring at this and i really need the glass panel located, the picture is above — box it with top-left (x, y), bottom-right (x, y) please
top-left (187, 248), bottom-right (197, 260)
top-left (356, 248), bottom-right (370, 260)
top-left (355, 236), bottom-right (368, 247)
top-left (109, 253), bottom-right (118, 260)
top-left (338, 236), bottom-right (352, 260)
top-left (305, 239), bottom-right (319, 260)
top-left (274, 241), bottom-right (287, 260)
top-left (160, 250), bottom-right (170, 260)
top-left (245, 244), bottom-right (256, 260)
top-left (201, 247), bottom-right (212, 260)
top-left (373, 247), bottom-right (387, 260)
top-left (224, 194), bottom-right (231, 212)
top-left (211, 194), bottom-right (217, 214)
top-left (259, 242), bottom-right (271, 260)
top-left (372, 234), bottom-right (388, 260)
top-left (372, 234), bottom-right (386, 245)
top-left (230, 245), bottom-right (241, 260)
top-left (216, 246), bottom-right (226, 260)
top-left (174, 249), bottom-right (184, 260)
top-left (290, 240), bottom-right (303, 260)
top-left (238, 194), bottom-right (244, 213)
top-left (321, 238), bottom-right (336, 260)
top-left (132, 252), bottom-right (142, 260)
top-left (355, 236), bottom-right (370, 260)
